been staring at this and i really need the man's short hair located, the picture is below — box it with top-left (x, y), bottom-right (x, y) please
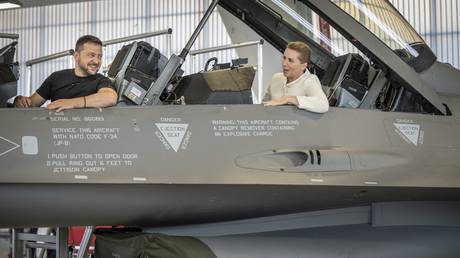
top-left (75, 35), bottom-right (103, 52)
top-left (287, 41), bottom-right (311, 64)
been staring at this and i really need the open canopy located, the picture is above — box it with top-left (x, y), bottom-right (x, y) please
top-left (218, 0), bottom-right (446, 115)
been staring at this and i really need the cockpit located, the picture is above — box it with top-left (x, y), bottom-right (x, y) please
top-left (215, 0), bottom-right (446, 115)
top-left (4, 0), bottom-right (454, 116)
top-left (101, 0), bottom-right (448, 115)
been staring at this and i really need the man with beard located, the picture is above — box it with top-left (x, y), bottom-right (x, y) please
top-left (263, 41), bottom-right (329, 113)
top-left (14, 35), bottom-right (117, 111)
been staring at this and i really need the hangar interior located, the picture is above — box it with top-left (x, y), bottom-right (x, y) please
top-left (1, 0), bottom-right (459, 98)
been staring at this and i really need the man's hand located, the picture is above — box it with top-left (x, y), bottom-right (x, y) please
top-left (263, 96), bottom-right (299, 107)
top-left (14, 96), bottom-right (32, 108)
top-left (46, 98), bottom-right (83, 112)
top-left (13, 93), bottom-right (46, 108)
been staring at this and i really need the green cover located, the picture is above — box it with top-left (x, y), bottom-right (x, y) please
top-left (95, 230), bottom-right (217, 258)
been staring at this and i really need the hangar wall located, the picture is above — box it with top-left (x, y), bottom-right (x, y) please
top-left (0, 0), bottom-right (236, 96)
top-left (0, 0), bottom-right (459, 96)
top-left (390, 0), bottom-right (459, 70)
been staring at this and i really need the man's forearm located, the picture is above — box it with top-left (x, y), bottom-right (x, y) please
top-left (85, 90), bottom-right (117, 108)
top-left (82, 93), bottom-right (117, 108)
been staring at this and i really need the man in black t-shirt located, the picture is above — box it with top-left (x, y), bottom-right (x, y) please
top-left (14, 35), bottom-right (117, 111)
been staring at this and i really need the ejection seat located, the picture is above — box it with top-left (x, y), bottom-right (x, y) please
top-left (107, 41), bottom-right (168, 106)
top-left (321, 53), bottom-right (370, 108)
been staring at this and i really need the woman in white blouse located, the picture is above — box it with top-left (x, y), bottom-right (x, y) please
top-left (263, 41), bottom-right (329, 113)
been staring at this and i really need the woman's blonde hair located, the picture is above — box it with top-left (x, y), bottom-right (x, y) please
top-left (287, 41), bottom-right (311, 64)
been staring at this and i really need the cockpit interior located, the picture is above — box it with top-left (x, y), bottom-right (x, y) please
top-left (3, 0), bottom-right (456, 116)
top-left (98, 0), bottom-right (448, 116)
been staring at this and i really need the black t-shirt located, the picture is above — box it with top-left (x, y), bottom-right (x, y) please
top-left (36, 69), bottom-right (114, 101)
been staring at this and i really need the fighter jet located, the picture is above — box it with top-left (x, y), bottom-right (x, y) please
top-left (1, 0), bottom-right (460, 255)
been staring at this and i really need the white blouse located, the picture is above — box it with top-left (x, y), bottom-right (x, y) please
top-left (264, 70), bottom-right (329, 113)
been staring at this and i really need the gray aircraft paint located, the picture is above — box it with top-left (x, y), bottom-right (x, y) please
top-left (0, 105), bottom-right (459, 187)
top-left (1, 104), bottom-right (460, 228)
